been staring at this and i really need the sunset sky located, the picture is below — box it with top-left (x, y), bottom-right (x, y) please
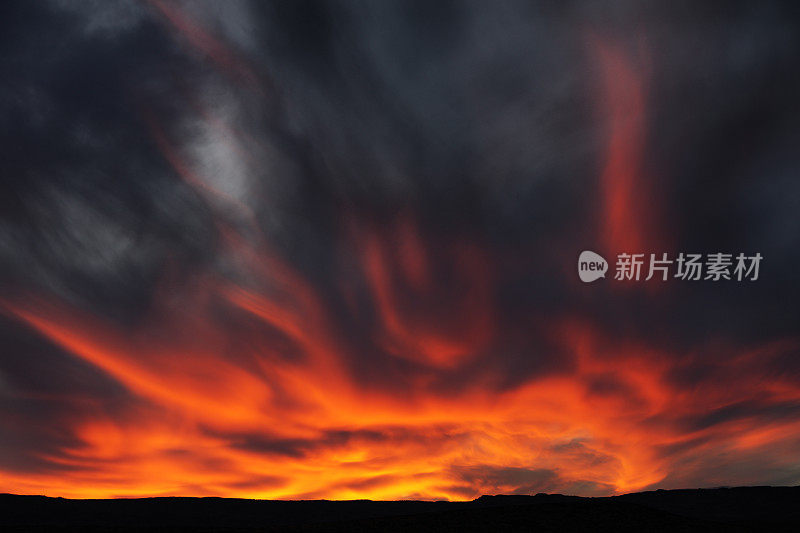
top-left (2, 0), bottom-right (800, 500)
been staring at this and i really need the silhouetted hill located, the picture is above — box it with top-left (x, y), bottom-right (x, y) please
top-left (2, 486), bottom-right (799, 532)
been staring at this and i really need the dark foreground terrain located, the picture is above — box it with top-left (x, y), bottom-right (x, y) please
top-left (2, 486), bottom-right (799, 532)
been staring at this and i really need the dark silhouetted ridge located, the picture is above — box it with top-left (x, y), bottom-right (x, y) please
top-left (2, 486), bottom-right (799, 532)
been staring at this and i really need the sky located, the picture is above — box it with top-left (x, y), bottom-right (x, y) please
top-left (1, 0), bottom-right (800, 500)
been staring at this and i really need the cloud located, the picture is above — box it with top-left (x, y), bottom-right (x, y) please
top-left (0, 0), bottom-right (799, 499)
top-left (450, 465), bottom-right (560, 495)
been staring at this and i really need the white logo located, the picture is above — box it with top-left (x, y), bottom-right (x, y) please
top-left (577, 251), bottom-right (762, 282)
top-left (578, 250), bottom-right (608, 282)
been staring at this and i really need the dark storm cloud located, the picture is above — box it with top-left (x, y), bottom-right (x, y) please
top-left (0, 315), bottom-right (130, 473)
top-left (215, 425), bottom-right (464, 463)
top-left (248, 0), bottom-right (800, 383)
top-left (3, 0), bottom-right (798, 364)
top-left (646, 442), bottom-right (800, 491)
top-left (0, 0), bottom-right (217, 319)
top-left (684, 398), bottom-right (800, 433)
top-left (224, 428), bottom-right (393, 459)
top-left (449, 465), bottom-right (560, 495)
